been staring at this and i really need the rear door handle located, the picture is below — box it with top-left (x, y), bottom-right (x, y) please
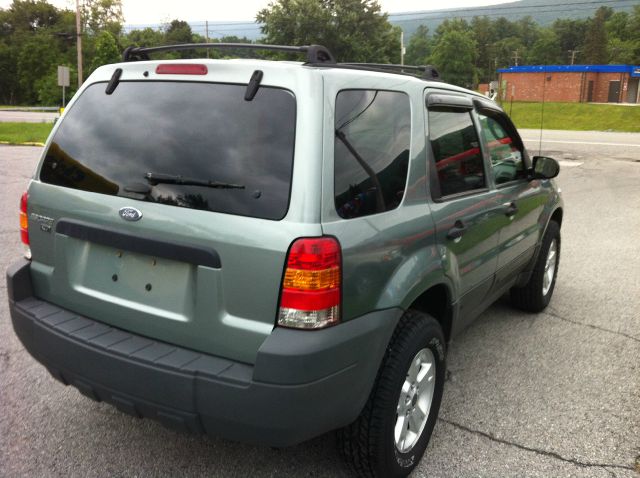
top-left (447, 220), bottom-right (467, 240)
top-left (503, 202), bottom-right (518, 217)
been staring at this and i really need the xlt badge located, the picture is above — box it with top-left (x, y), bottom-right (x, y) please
top-left (29, 213), bottom-right (54, 232)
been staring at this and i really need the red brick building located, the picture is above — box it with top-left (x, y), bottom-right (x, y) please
top-left (497, 65), bottom-right (640, 103)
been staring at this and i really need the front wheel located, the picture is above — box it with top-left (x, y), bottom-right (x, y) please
top-left (338, 310), bottom-right (446, 477)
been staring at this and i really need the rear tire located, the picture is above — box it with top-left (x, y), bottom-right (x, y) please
top-left (511, 220), bottom-right (560, 312)
top-left (338, 310), bottom-right (446, 477)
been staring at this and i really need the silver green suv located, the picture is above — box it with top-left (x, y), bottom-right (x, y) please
top-left (7, 44), bottom-right (563, 477)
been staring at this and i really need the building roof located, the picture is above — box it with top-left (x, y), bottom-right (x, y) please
top-left (498, 65), bottom-right (640, 77)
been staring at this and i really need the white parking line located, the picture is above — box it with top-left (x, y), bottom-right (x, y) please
top-left (557, 160), bottom-right (583, 168)
top-left (522, 139), bottom-right (640, 147)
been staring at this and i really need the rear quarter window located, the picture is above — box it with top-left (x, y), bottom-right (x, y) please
top-left (40, 81), bottom-right (296, 220)
top-left (334, 90), bottom-right (411, 219)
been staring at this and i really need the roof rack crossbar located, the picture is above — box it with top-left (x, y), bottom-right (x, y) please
top-left (122, 43), bottom-right (336, 64)
top-left (338, 63), bottom-right (440, 80)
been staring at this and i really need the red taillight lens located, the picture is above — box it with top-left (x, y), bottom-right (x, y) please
top-left (278, 237), bottom-right (341, 329)
top-left (155, 64), bottom-right (208, 75)
top-left (19, 192), bottom-right (29, 245)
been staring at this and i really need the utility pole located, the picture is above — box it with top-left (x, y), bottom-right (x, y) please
top-left (205, 20), bottom-right (209, 58)
top-left (400, 30), bottom-right (405, 65)
top-left (568, 49), bottom-right (579, 65)
top-left (75, 0), bottom-right (83, 88)
top-left (512, 49), bottom-right (520, 67)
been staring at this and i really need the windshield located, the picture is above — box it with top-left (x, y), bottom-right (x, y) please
top-left (40, 81), bottom-right (297, 220)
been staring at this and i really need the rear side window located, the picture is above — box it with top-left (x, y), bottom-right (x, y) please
top-left (477, 110), bottom-right (526, 184)
top-left (334, 90), bottom-right (410, 219)
top-left (40, 81), bottom-right (296, 220)
top-left (428, 108), bottom-right (486, 199)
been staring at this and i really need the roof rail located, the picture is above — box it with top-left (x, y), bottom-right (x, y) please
top-left (338, 63), bottom-right (441, 81)
top-left (122, 43), bottom-right (336, 64)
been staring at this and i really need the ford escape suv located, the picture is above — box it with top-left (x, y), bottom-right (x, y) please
top-left (7, 43), bottom-right (563, 477)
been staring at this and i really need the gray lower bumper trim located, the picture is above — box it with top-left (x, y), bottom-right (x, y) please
top-left (7, 259), bottom-right (401, 446)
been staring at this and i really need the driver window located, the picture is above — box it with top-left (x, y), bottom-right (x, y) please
top-left (478, 111), bottom-right (526, 184)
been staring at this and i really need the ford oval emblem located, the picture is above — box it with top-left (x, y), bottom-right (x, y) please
top-left (119, 207), bottom-right (143, 221)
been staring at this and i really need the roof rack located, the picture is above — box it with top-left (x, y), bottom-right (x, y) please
top-left (122, 43), bottom-right (336, 64)
top-left (121, 42), bottom-right (441, 82)
top-left (338, 63), bottom-right (440, 81)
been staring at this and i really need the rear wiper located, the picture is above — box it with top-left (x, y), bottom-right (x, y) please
top-left (145, 172), bottom-right (245, 189)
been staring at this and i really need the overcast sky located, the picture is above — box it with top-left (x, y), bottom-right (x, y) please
top-left (0, 0), bottom-right (514, 24)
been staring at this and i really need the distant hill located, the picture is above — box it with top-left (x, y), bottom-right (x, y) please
top-left (389, 0), bottom-right (637, 38)
top-left (123, 0), bottom-right (637, 41)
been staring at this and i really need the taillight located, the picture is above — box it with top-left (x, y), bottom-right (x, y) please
top-left (155, 64), bottom-right (208, 75)
top-left (278, 237), bottom-right (341, 329)
top-left (19, 192), bottom-right (31, 260)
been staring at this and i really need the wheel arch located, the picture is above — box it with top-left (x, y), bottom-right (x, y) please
top-left (515, 205), bottom-right (563, 287)
top-left (549, 206), bottom-right (563, 228)
top-left (405, 282), bottom-right (454, 344)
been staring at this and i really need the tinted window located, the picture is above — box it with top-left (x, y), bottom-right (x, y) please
top-left (334, 90), bottom-right (410, 219)
top-left (40, 81), bottom-right (296, 220)
top-left (478, 111), bottom-right (525, 184)
top-left (428, 108), bottom-right (486, 198)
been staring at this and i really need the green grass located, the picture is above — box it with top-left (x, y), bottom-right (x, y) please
top-left (0, 122), bottom-right (53, 144)
top-left (503, 102), bottom-right (640, 132)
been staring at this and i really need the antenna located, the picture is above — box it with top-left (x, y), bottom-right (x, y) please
top-left (539, 67), bottom-right (547, 156)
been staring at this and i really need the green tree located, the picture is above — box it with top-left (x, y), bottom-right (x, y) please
top-left (430, 29), bottom-right (477, 88)
top-left (0, 0), bottom-right (82, 104)
top-left (626, 6), bottom-right (640, 63)
top-left (165, 19), bottom-right (192, 44)
top-left (605, 11), bottom-right (639, 63)
top-left (552, 18), bottom-right (588, 64)
top-left (125, 27), bottom-right (165, 48)
top-left (256, 0), bottom-right (400, 63)
top-left (89, 30), bottom-right (120, 73)
top-left (17, 34), bottom-right (60, 103)
top-left (583, 7), bottom-right (609, 64)
top-left (163, 20), bottom-right (196, 58)
top-left (606, 11), bottom-right (631, 41)
top-left (526, 29), bottom-right (562, 65)
top-left (432, 18), bottom-right (470, 44)
top-left (0, 40), bottom-right (19, 103)
top-left (493, 36), bottom-right (524, 69)
top-left (607, 38), bottom-right (638, 64)
top-left (492, 17), bottom-right (519, 42)
top-left (515, 16), bottom-right (539, 49)
top-left (83, 0), bottom-right (124, 35)
top-left (3, 0), bottom-right (60, 33)
top-left (471, 16), bottom-right (496, 83)
top-left (630, 5), bottom-right (640, 37)
top-left (35, 66), bottom-right (77, 105)
top-left (405, 25), bottom-right (429, 65)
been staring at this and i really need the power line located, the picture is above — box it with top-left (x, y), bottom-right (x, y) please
top-left (388, 0), bottom-right (636, 17)
top-left (120, 0), bottom-right (636, 34)
top-left (392, 2), bottom-right (637, 22)
top-left (124, 20), bottom-right (260, 28)
top-left (121, 24), bottom-right (261, 32)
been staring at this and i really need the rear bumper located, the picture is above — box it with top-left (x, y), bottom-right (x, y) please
top-left (7, 259), bottom-right (401, 447)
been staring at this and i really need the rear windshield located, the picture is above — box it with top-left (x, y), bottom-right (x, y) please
top-left (40, 81), bottom-right (296, 220)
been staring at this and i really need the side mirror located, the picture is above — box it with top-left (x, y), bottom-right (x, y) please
top-left (530, 156), bottom-right (560, 180)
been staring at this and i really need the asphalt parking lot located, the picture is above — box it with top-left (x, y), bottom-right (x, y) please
top-left (1, 136), bottom-right (639, 477)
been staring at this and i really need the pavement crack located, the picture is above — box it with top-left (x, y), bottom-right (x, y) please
top-left (0, 349), bottom-right (22, 363)
top-left (545, 309), bottom-right (640, 344)
top-left (439, 418), bottom-right (636, 473)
